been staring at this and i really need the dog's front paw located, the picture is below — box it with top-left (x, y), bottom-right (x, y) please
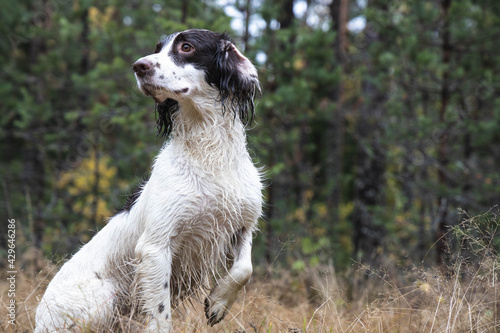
top-left (204, 287), bottom-right (238, 327)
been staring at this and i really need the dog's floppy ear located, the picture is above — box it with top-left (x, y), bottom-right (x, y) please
top-left (156, 98), bottom-right (179, 138)
top-left (214, 38), bottom-right (260, 126)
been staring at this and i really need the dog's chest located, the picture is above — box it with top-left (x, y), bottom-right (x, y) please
top-left (147, 144), bottom-right (261, 238)
top-left (179, 165), bottom-right (258, 232)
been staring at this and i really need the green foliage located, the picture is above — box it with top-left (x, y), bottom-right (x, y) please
top-left (452, 209), bottom-right (500, 272)
top-left (1, 0), bottom-right (500, 276)
top-left (0, 0), bottom-right (234, 256)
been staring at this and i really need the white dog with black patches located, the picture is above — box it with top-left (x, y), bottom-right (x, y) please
top-left (35, 29), bottom-right (263, 332)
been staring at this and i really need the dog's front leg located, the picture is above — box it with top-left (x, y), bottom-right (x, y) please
top-left (135, 238), bottom-right (173, 332)
top-left (205, 227), bottom-right (254, 326)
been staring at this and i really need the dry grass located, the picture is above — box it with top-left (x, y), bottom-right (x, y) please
top-left (1, 211), bottom-right (499, 332)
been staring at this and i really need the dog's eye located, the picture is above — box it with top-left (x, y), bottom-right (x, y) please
top-left (181, 43), bottom-right (193, 53)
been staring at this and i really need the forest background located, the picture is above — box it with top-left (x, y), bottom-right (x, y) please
top-left (1, 0), bottom-right (500, 331)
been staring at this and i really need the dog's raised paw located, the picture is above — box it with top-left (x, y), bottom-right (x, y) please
top-left (204, 295), bottom-right (228, 326)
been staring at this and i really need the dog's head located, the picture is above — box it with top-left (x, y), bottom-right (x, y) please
top-left (133, 29), bottom-right (260, 137)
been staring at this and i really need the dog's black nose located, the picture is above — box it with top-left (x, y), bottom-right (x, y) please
top-left (133, 59), bottom-right (154, 77)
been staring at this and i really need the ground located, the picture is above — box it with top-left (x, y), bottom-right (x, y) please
top-left (1, 257), bottom-right (499, 332)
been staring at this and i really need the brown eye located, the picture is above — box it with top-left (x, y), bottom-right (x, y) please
top-left (181, 43), bottom-right (193, 52)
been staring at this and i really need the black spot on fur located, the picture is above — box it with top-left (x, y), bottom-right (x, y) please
top-left (158, 303), bottom-right (165, 313)
top-left (204, 298), bottom-right (210, 318)
top-left (95, 272), bottom-right (102, 280)
top-left (166, 313), bottom-right (169, 320)
top-left (119, 177), bottom-right (149, 212)
top-left (159, 75), bottom-right (164, 79)
top-left (154, 41), bottom-right (164, 54)
top-left (204, 297), bottom-right (223, 326)
top-left (164, 281), bottom-right (169, 289)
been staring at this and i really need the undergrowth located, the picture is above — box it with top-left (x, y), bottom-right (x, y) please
top-left (1, 210), bottom-right (499, 332)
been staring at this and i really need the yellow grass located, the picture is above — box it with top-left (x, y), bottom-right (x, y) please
top-left (1, 261), bottom-right (498, 332)
top-left (1, 212), bottom-right (499, 332)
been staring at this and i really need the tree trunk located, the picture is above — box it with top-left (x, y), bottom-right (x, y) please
top-left (352, 111), bottom-right (386, 262)
top-left (436, 0), bottom-right (452, 267)
top-left (262, 0), bottom-right (295, 269)
top-left (79, 6), bottom-right (97, 229)
top-left (326, 0), bottom-right (348, 230)
top-left (243, 0), bottom-right (252, 51)
top-left (265, 145), bottom-right (275, 270)
top-left (181, 0), bottom-right (189, 24)
top-left (350, 0), bottom-right (387, 263)
top-left (277, 0), bottom-right (294, 30)
top-left (91, 149), bottom-right (100, 228)
top-left (24, 0), bottom-right (52, 254)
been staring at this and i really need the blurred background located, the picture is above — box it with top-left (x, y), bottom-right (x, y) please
top-left (1, 0), bottom-right (499, 280)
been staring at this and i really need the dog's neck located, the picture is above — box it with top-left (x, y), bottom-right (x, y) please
top-left (167, 96), bottom-right (248, 170)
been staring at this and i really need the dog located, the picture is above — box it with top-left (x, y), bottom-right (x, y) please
top-left (35, 29), bottom-right (263, 332)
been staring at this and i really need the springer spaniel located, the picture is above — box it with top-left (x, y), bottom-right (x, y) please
top-left (35, 29), bottom-right (262, 332)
